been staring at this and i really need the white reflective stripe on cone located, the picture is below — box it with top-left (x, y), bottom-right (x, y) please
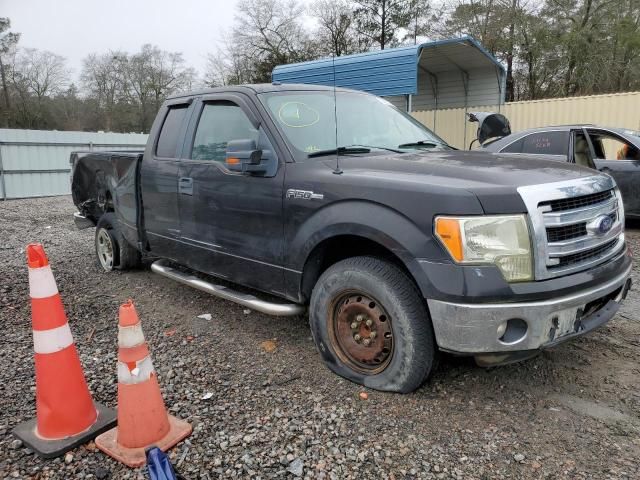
top-left (117, 356), bottom-right (155, 384)
top-left (118, 323), bottom-right (145, 348)
top-left (33, 323), bottom-right (74, 354)
top-left (28, 266), bottom-right (59, 299)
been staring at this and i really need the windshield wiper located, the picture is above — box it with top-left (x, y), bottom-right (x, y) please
top-left (398, 140), bottom-right (446, 149)
top-left (307, 146), bottom-right (371, 158)
top-left (307, 144), bottom-right (404, 158)
top-left (357, 145), bottom-right (403, 153)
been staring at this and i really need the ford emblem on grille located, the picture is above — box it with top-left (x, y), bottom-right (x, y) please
top-left (594, 215), bottom-right (614, 235)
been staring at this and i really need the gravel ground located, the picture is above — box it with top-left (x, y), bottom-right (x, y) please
top-left (1, 196), bottom-right (639, 480)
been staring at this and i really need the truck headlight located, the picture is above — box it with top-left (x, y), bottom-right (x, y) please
top-left (435, 215), bottom-right (533, 282)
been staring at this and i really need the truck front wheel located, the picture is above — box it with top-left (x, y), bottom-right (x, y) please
top-left (95, 213), bottom-right (141, 271)
top-left (309, 256), bottom-right (436, 393)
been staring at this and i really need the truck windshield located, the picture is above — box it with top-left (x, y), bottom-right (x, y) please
top-left (259, 90), bottom-right (450, 160)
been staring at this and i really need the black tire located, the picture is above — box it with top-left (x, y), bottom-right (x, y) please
top-left (95, 213), bottom-right (141, 271)
top-left (309, 256), bottom-right (436, 393)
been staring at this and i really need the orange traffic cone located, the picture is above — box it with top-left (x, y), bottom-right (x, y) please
top-left (95, 300), bottom-right (191, 467)
top-left (12, 244), bottom-right (116, 458)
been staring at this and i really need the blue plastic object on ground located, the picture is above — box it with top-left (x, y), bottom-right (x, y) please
top-left (146, 446), bottom-right (178, 480)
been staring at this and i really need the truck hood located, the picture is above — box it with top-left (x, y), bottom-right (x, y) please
top-left (334, 149), bottom-right (601, 214)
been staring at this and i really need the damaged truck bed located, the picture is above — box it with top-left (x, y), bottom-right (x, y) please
top-left (71, 151), bottom-right (144, 249)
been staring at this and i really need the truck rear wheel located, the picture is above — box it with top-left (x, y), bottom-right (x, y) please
top-left (95, 213), bottom-right (141, 271)
top-left (309, 256), bottom-right (436, 393)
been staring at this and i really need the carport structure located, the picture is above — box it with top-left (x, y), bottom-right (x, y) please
top-left (272, 36), bottom-right (506, 143)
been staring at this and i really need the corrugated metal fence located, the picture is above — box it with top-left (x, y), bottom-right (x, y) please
top-left (412, 91), bottom-right (640, 150)
top-left (3, 92), bottom-right (638, 198)
top-left (0, 129), bottom-right (148, 199)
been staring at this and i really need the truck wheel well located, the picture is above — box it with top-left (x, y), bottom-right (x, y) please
top-left (300, 235), bottom-right (415, 303)
top-left (103, 191), bottom-right (115, 212)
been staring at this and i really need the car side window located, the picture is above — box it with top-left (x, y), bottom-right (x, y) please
top-left (501, 138), bottom-right (524, 153)
top-left (156, 105), bottom-right (189, 158)
top-left (587, 130), bottom-right (640, 161)
top-left (519, 131), bottom-right (569, 155)
top-left (191, 101), bottom-right (259, 162)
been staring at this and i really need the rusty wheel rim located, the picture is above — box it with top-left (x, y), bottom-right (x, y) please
top-left (329, 292), bottom-right (394, 374)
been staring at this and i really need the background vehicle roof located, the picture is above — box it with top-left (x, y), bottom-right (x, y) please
top-left (483, 124), bottom-right (640, 151)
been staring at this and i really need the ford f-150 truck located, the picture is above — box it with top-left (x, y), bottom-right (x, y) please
top-left (71, 84), bottom-right (632, 393)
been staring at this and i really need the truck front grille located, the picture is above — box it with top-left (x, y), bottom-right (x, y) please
top-left (539, 189), bottom-right (613, 212)
top-left (546, 223), bottom-right (587, 242)
top-left (546, 212), bottom-right (616, 243)
top-left (550, 239), bottom-right (618, 269)
top-left (518, 176), bottom-right (625, 280)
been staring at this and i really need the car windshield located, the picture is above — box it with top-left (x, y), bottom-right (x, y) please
top-left (259, 90), bottom-right (450, 160)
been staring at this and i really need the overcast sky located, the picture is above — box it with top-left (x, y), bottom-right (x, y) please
top-left (1, 0), bottom-right (251, 79)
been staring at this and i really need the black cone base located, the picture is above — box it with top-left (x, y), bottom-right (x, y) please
top-left (12, 402), bottom-right (117, 459)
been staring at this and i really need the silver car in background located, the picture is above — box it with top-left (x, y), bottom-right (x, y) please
top-left (469, 112), bottom-right (640, 218)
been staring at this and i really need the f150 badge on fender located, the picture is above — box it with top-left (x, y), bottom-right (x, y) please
top-left (286, 189), bottom-right (324, 200)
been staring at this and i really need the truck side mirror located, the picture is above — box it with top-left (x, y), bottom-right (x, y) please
top-left (225, 139), bottom-right (265, 174)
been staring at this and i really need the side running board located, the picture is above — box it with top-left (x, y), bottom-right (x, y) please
top-left (150, 260), bottom-right (306, 317)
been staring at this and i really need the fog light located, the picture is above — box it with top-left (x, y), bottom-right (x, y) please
top-left (498, 318), bottom-right (528, 344)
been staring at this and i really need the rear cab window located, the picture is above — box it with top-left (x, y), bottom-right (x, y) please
top-left (156, 105), bottom-right (189, 158)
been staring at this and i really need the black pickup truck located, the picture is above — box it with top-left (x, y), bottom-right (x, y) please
top-left (71, 84), bottom-right (632, 393)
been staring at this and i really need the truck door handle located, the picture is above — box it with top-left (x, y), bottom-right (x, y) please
top-left (179, 177), bottom-right (193, 195)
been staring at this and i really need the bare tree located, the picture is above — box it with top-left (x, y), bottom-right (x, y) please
top-left (404, 0), bottom-right (436, 44)
top-left (9, 48), bottom-right (69, 128)
top-left (81, 52), bottom-right (128, 131)
top-left (206, 36), bottom-right (264, 87)
top-left (13, 48), bottom-right (69, 100)
top-left (232, 0), bottom-right (316, 82)
top-left (310, 0), bottom-right (367, 56)
top-left (125, 44), bottom-right (194, 131)
top-left (353, 0), bottom-right (412, 50)
top-left (0, 17), bottom-right (20, 125)
top-left (52, 83), bottom-right (86, 131)
top-left (204, 51), bottom-right (228, 87)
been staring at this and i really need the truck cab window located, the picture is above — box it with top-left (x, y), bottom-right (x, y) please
top-left (156, 105), bottom-right (188, 158)
top-left (192, 102), bottom-right (259, 162)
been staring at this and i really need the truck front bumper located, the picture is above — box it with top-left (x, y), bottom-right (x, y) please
top-left (427, 263), bottom-right (632, 359)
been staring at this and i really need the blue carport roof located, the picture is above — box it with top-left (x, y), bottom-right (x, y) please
top-left (272, 36), bottom-right (505, 98)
